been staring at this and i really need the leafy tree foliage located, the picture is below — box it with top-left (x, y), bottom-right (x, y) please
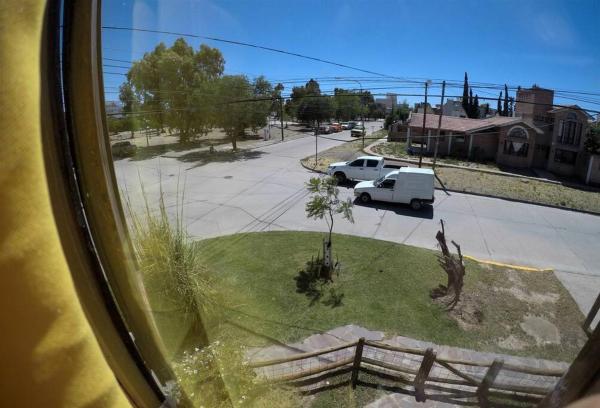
top-left (120, 38), bottom-right (274, 146)
top-left (213, 75), bottom-right (273, 150)
top-left (333, 88), bottom-right (361, 121)
top-left (384, 100), bottom-right (410, 129)
top-left (305, 176), bottom-right (354, 272)
top-left (584, 123), bottom-right (600, 154)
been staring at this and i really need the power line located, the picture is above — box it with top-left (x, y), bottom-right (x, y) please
top-left (101, 25), bottom-right (413, 81)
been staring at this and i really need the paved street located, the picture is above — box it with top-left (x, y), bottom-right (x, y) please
top-left (115, 121), bottom-right (600, 318)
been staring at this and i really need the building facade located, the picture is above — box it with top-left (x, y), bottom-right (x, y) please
top-left (394, 86), bottom-right (595, 183)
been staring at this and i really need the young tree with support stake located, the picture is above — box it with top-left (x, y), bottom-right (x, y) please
top-left (305, 176), bottom-right (354, 279)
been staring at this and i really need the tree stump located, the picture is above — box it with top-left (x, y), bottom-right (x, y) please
top-left (431, 219), bottom-right (465, 310)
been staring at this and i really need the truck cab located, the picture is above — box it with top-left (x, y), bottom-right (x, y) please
top-left (327, 156), bottom-right (402, 182)
top-left (353, 168), bottom-right (435, 210)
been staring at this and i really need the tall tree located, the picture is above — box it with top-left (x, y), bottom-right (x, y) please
top-left (333, 88), bottom-right (361, 121)
top-left (118, 81), bottom-right (140, 137)
top-left (473, 94), bottom-right (480, 119)
top-left (126, 38), bottom-right (225, 143)
top-left (503, 84), bottom-right (509, 116)
top-left (462, 72), bottom-right (469, 115)
top-left (295, 79), bottom-right (333, 127)
top-left (215, 75), bottom-right (262, 150)
top-left (497, 92), bottom-right (503, 116)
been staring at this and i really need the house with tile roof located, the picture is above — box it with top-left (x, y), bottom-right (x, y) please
top-left (396, 86), bottom-right (596, 183)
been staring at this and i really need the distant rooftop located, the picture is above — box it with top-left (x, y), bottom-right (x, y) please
top-left (407, 113), bottom-right (542, 134)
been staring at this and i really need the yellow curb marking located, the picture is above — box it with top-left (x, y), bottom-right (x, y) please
top-left (463, 255), bottom-right (553, 273)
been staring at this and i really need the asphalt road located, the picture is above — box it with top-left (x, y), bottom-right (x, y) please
top-left (115, 121), bottom-right (600, 319)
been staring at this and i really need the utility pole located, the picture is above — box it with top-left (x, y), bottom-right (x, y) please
top-left (280, 96), bottom-right (285, 141)
top-left (419, 81), bottom-right (430, 168)
top-left (433, 81), bottom-right (446, 170)
top-left (314, 122), bottom-right (319, 167)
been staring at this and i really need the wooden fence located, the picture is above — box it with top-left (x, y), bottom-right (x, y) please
top-left (247, 338), bottom-right (566, 407)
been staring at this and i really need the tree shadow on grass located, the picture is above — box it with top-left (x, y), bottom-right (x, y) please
top-left (177, 149), bottom-right (267, 169)
top-left (294, 259), bottom-right (344, 308)
top-left (130, 138), bottom-right (226, 161)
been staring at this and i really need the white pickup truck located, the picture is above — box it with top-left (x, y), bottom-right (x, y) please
top-left (327, 156), bottom-right (402, 183)
top-left (353, 168), bottom-right (435, 210)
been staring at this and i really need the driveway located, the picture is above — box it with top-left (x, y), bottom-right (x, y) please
top-left (114, 121), bottom-right (600, 319)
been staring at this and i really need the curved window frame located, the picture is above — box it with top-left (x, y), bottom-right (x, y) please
top-left (42, 1), bottom-right (197, 406)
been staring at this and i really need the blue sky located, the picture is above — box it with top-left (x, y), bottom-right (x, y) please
top-left (102, 0), bottom-right (600, 112)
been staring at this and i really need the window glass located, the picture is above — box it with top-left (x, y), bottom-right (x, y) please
top-left (97, 1), bottom-right (596, 406)
top-left (503, 140), bottom-right (529, 156)
top-left (554, 149), bottom-right (577, 164)
top-left (381, 179), bottom-right (395, 188)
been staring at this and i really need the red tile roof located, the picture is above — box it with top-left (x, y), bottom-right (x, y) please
top-left (407, 113), bottom-right (538, 133)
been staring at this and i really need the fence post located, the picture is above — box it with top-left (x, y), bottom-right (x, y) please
top-left (351, 338), bottom-right (365, 389)
top-left (477, 359), bottom-right (504, 408)
top-left (414, 348), bottom-right (436, 402)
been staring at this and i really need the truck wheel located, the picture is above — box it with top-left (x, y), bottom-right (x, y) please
top-left (360, 193), bottom-right (371, 203)
top-left (334, 172), bottom-right (347, 184)
top-left (410, 199), bottom-right (422, 211)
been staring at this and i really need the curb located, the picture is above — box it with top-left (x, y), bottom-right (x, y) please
top-left (437, 186), bottom-right (600, 217)
top-left (463, 255), bottom-right (553, 273)
top-left (299, 160), bottom-right (326, 174)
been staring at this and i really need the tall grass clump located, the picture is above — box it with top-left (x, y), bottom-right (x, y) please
top-left (123, 178), bottom-right (215, 355)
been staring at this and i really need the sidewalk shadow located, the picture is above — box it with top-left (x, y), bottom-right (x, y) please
top-left (178, 149), bottom-right (266, 169)
top-left (354, 199), bottom-right (434, 219)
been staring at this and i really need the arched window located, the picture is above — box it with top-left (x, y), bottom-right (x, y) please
top-left (507, 126), bottom-right (528, 139)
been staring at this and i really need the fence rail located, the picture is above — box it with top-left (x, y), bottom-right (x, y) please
top-left (247, 337), bottom-right (567, 406)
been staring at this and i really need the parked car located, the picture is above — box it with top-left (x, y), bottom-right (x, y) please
top-left (111, 141), bottom-right (137, 158)
top-left (317, 125), bottom-right (331, 134)
top-left (330, 123), bottom-right (342, 132)
top-left (347, 121), bottom-right (357, 129)
top-left (350, 125), bottom-right (365, 137)
top-left (341, 122), bottom-right (351, 130)
top-left (353, 168), bottom-right (435, 210)
top-left (327, 156), bottom-right (402, 183)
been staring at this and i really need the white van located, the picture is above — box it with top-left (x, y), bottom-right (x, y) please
top-left (353, 168), bottom-right (435, 210)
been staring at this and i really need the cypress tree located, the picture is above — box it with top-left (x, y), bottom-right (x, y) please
top-left (462, 72), bottom-right (470, 114)
top-left (503, 84), bottom-right (509, 116)
top-left (474, 95), bottom-right (480, 118)
top-left (468, 88), bottom-right (474, 118)
top-left (497, 92), bottom-right (503, 115)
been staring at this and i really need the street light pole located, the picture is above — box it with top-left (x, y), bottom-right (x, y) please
top-left (280, 96), bottom-right (285, 142)
top-left (433, 81), bottom-right (446, 170)
top-left (418, 81), bottom-right (430, 168)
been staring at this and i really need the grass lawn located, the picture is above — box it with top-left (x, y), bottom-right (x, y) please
top-left (195, 231), bottom-right (585, 362)
top-left (149, 231), bottom-right (585, 407)
top-left (372, 140), bottom-right (501, 171)
top-left (435, 167), bottom-right (600, 214)
top-left (302, 138), bottom-right (600, 214)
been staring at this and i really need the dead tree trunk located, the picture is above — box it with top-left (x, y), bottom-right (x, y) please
top-left (431, 220), bottom-right (466, 310)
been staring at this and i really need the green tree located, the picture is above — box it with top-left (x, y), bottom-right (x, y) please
top-left (462, 72), bottom-right (470, 115)
top-left (118, 81), bottom-right (141, 137)
top-left (305, 176), bottom-right (354, 275)
top-left (214, 75), bottom-right (253, 151)
top-left (126, 38), bottom-right (225, 143)
top-left (333, 88), bottom-right (361, 121)
top-left (295, 79), bottom-right (333, 127)
top-left (503, 84), bottom-right (509, 116)
top-left (497, 92), bottom-right (502, 115)
top-left (213, 75), bottom-right (273, 150)
top-left (584, 123), bottom-right (600, 154)
top-left (473, 94), bottom-right (480, 118)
